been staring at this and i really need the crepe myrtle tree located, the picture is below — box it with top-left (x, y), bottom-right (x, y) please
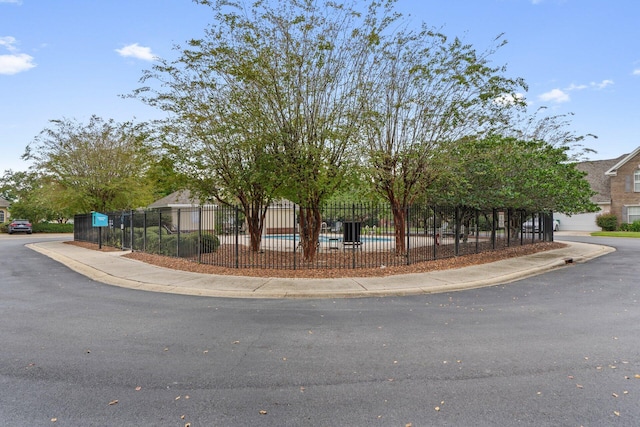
top-left (138, 84), bottom-right (283, 252)
top-left (134, 0), bottom-right (393, 260)
top-left (22, 116), bottom-right (155, 213)
top-left (361, 25), bottom-right (528, 254)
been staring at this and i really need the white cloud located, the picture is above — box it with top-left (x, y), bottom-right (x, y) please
top-left (0, 36), bottom-right (35, 74)
top-left (115, 43), bottom-right (156, 61)
top-left (564, 80), bottom-right (613, 92)
top-left (539, 88), bottom-right (570, 103)
top-left (591, 79), bottom-right (613, 89)
top-left (0, 53), bottom-right (35, 74)
top-left (634, 69), bottom-right (640, 76)
top-left (0, 36), bottom-right (18, 52)
top-left (0, 0), bottom-right (23, 4)
top-left (565, 83), bottom-right (588, 91)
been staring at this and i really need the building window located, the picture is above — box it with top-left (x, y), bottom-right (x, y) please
top-left (629, 206), bottom-right (640, 223)
top-left (0, 210), bottom-right (4, 223)
top-left (635, 170), bottom-right (640, 192)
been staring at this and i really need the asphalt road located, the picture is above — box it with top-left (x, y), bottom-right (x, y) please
top-left (1, 234), bottom-right (639, 426)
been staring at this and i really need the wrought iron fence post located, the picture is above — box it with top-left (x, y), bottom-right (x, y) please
top-left (433, 207), bottom-right (438, 260)
top-left (492, 208), bottom-right (497, 250)
top-left (454, 207), bottom-right (460, 256)
top-left (475, 208), bottom-right (479, 254)
top-left (143, 210), bottom-right (147, 252)
top-left (198, 206), bottom-right (203, 264)
top-left (158, 210), bottom-right (162, 254)
top-left (129, 209), bottom-right (134, 252)
top-left (120, 212), bottom-right (124, 251)
top-left (520, 210), bottom-right (524, 246)
top-left (293, 205), bottom-right (297, 270)
top-left (235, 205), bottom-right (239, 269)
top-left (176, 208), bottom-right (181, 257)
top-left (352, 204), bottom-right (356, 270)
top-left (406, 206), bottom-right (411, 265)
top-left (506, 209), bottom-right (511, 247)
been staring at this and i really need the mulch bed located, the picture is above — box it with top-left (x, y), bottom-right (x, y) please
top-left (65, 240), bottom-right (566, 279)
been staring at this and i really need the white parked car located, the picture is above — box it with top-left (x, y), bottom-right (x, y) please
top-left (523, 219), bottom-right (559, 232)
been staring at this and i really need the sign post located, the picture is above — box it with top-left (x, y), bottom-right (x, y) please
top-left (92, 212), bottom-right (109, 249)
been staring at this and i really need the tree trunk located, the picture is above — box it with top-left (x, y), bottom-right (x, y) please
top-left (392, 205), bottom-right (406, 255)
top-left (299, 205), bottom-right (322, 261)
top-left (247, 211), bottom-right (262, 252)
top-left (241, 201), bottom-right (267, 252)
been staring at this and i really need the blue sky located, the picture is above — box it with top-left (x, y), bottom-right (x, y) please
top-left (1, 0), bottom-right (639, 173)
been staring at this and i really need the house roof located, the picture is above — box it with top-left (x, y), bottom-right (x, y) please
top-left (148, 190), bottom-right (296, 209)
top-left (148, 189), bottom-right (201, 208)
top-left (0, 196), bottom-right (10, 208)
top-left (576, 154), bottom-right (628, 204)
top-left (604, 146), bottom-right (640, 176)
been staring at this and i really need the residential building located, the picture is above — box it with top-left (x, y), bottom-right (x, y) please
top-left (556, 149), bottom-right (640, 230)
top-left (0, 196), bottom-right (9, 223)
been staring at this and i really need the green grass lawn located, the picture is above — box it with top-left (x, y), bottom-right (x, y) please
top-left (591, 231), bottom-right (640, 238)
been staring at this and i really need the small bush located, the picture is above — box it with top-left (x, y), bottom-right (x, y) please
top-left (619, 223), bottom-right (630, 231)
top-left (596, 213), bottom-right (618, 231)
top-left (629, 220), bottom-right (640, 232)
top-left (0, 222), bottom-right (73, 233)
top-left (200, 233), bottom-right (220, 253)
top-left (142, 232), bottom-right (220, 257)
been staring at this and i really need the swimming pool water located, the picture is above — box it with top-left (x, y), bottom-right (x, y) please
top-left (264, 234), bottom-right (392, 243)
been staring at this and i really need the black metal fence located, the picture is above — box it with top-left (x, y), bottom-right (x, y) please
top-left (74, 204), bottom-right (554, 271)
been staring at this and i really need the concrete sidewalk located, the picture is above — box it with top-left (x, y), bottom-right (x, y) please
top-left (27, 239), bottom-right (614, 299)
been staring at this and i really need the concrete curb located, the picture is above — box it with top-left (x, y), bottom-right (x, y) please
top-left (27, 240), bottom-right (615, 299)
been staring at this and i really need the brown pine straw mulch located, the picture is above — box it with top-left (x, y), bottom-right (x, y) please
top-left (65, 240), bottom-right (566, 279)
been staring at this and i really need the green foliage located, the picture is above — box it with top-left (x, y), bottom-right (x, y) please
top-left (129, 0), bottom-right (596, 258)
top-left (596, 213), bottom-right (618, 231)
top-left (32, 223), bottom-right (74, 233)
top-left (142, 231), bottom-right (219, 257)
top-left (22, 116), bottom-right (156, 213)
top-left (591, 231), bottom-right (640, 238)
top-left (619, 221), bottom-right (640, 232)
top-left (1, 169), bottom-right (73, 223)
top-left (431, 135), bottom-right (598, 214)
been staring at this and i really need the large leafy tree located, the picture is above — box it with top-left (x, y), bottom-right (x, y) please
top-left (134, 28), bottom-right (284, 252)
top-left (135, 0), bottom-right (384, 259)
top-left (0, 169), bottom-right (73, 223)
top-left (431, 135), bottom-right (598, 214)
top-left (362, 28), bottom-right (527, 253)
top-left (23, 116), bottom-right (155, 213)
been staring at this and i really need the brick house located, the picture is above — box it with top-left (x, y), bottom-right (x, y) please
top-left (553, 155), bottom-right (622, 231)
top-left (556, 148), bottom-right (640, 231)
top-left (604, 146), bottom-right (640, 225)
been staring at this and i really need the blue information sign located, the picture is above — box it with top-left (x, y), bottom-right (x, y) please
top-left (92, 212), bottom-right (109, 227)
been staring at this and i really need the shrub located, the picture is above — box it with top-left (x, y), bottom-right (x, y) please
top-left (1, 222), bottom-right (74, 233)
top-left (200, 233), bottom-right (220, 253)
top-left (32, 223), bottom-right (74, 233)
top-left (629, 220), bottom-right (640, 232)
top-left (141, 232), bottom-right (220, 257)
top-left (596, 213), bottom-right (617, 231)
